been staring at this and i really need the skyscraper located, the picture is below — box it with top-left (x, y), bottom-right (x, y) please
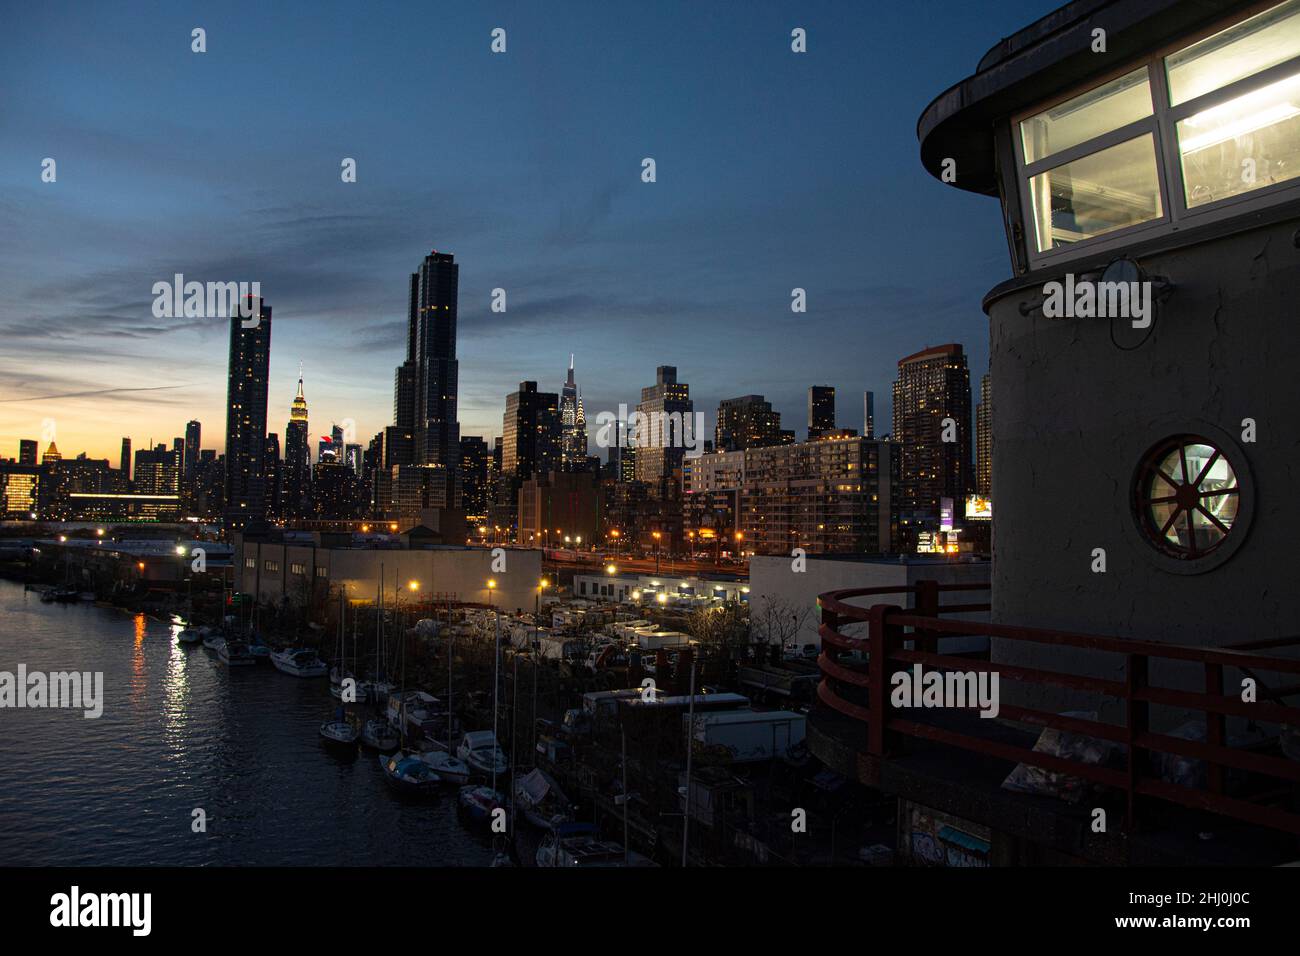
top-left (135, 443), bottom-right (180, 495)
top-left (381, 250), bottom-right (463, 528)
top-left (559, 355), bottom-right (588, 471)
top-left (264, 433), bottom-right (282, 518)
top-left (502, 382), bottom-right (561, 481)
top-left (863, 391), bottom-right (875, 439)
top-left (715, 395), bottom-right (792, 452)
top-left (184, 421), bottom-right (201, 486)
top-left (223, 296), bottom-right (272, 530)
top-left (119, 437), bottom-right (131, 482)
top-left (634, 365), bottom-right (693, 490)
top-left (18, 440), bottom-right (37, 467)
top-left (976, 373), bottom-right (991, 497)
top-left (460, 435), bottom-right (490, 523)
top-left (892, 343), bottom-right (972, 549)
top-left (808, 385), bottom-right (836, 439)
top-left (283, 373), bottom-right (310, 519)
top-left (411, 251), bottom-right (460, 482)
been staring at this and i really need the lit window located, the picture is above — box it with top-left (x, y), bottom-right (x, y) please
top-left (1166, 0), bottom-right (1300, 106)
top-left (1015, 1), bottom-right (1300, 263)
top-left (1021, 68), bottom-right (1153, 164)
top-left (1028, 134), bottom-right (1163, 252)
top-left (1135, 437), bottom-right (1239, 558)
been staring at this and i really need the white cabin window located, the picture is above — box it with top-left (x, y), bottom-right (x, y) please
top-left (1015, 1), bottom-right (1300, 267)
top-left (1168, 0), bottom-right (1300, 208)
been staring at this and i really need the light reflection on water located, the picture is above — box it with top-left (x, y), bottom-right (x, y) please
top-left (0, 580), bottom-right (491, 866)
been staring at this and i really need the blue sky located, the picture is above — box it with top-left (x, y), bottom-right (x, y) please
top-left (0, 0), bottom-right (1061, 460)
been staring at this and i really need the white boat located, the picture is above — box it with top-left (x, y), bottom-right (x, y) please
top-left (219, 641), bottom-right (257, 666)
top-left (536, 824), bottom-right (657, 867)
top-left (386, 691), bottom-right (440, 734)
top-left (419, 750), bottom-right (470, 785)
top-left (271, 648), bottom-right (328, 677)
top-left (361, 717), bottom-right (400, 752)
top-left (176, 627), bottom-right (203, 645)
top-left (457, 784), bottom-right (503, 821)
top-left (380, 753), bottom-right (441, 794)
top-left (320, 718), bottom-right (360, 747)
top-left (456, 731), bottom-right (509, 777)
top-left (514, 767), bottom-right (573, 830)
top-left (202, 633), bottom-right (226, 652)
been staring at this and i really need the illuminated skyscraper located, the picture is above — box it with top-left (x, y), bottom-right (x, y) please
top-left (223, 296), bottom-right (272, 530)
top-left (892, 343), bottom-right (972, 549)
top-left (808, 385), bottom-right (836, 439)
top-left (283, 372), bottom-right (310, 519)
top-left (559, 355), bottom-right (588, 471)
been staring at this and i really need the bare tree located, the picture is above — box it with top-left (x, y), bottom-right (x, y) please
top-left (686, 603), bottom-right (750, 652)
top-left (750, 594), bottom-right (813, 653)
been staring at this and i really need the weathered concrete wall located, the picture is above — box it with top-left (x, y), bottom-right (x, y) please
top-left (987, 214), bottom-right (1300, 723)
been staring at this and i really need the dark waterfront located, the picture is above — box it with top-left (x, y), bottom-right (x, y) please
top-left (0, 579), bottom-right (489, 866)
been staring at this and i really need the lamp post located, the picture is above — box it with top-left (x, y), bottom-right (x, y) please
top-left (533, 578), bottom-right (547, 762)
top-left (652, 531), bottom-right (662, 575)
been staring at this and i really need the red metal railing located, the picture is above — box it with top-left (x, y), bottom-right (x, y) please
top-left (817, 581), bottom-right (1300, 836)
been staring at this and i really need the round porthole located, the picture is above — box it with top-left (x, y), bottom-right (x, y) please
top-left (1132, 433), bottom-right (1251, 573)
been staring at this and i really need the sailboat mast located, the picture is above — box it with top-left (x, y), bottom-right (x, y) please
top-left (491, 608), bottom-right (500, 795)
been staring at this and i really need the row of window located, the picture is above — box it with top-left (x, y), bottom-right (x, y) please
top-left (244, 557), bottom-right (326, 577)
top-left (1018, 0), bottom-right (1300, 263)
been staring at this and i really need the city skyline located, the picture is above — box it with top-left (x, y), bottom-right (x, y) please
top-left (0, 0), bottom-right (1060, 460)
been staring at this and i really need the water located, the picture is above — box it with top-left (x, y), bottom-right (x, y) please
top-left (0, 579), bottom-right (492, 866)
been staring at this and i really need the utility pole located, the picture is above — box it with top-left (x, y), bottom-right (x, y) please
top-left (622, 727), bottom-right (630, 865)
top-left (681, 657), bottom-right (696, 868)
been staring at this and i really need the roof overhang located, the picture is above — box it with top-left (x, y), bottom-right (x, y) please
top-left (917, 0), bottom-right (1251, 195)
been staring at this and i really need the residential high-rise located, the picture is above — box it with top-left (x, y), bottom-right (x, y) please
top-left (264, 433), bottom-right (282, 518)
top-left (634, 365), bottom-right (693, 490)
top-left (495, 382), bottom-right (561, 530)
top-left (685, 437), bottom-right (895, 554)
top-left (559, 355), bottom-right (588, 471)
top-left (381, 250), bottom-right (463, 528)
top-left (808, 385), bottom-right (836, 439)
top-left (223, 295), bottom-right (272, 530)
top-left (460, 436), bottom-right (490, 523)
top-left (411, 251), bottom-right (460, 481)
top-left (119, 437), bottom-right (131, 482)
top-left (502, 382), bottom-right (560, 480)
top-left (976, 373), bottom-right (991, 497)
top-left (283, 373), bottom-right (310, 519)
top-left (863, 391), bottom-right (875, 439)
top-left (18, 440), bottom-right (37, 467)
top-left (134, 443), bottom-right (181, 495)
top-left (892, 343), bottom-right (972, 549)
top-left (184, 421), bottom-right (201, 493)
top-left (715, 395), bottom-right (792, 452)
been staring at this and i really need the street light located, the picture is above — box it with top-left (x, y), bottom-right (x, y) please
top-left (606, 563), bottom-right (617, 575)
top-left (652, 531), bottom-right (662, 574)
top-left (487, 578), bottom-right (497, 609)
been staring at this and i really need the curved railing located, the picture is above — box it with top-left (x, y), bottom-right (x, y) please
top-left (815, 581), bottom-right (1300, 837)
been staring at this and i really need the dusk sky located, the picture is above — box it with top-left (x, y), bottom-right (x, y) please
top-left (0, 0), bottom-right (1060, 461)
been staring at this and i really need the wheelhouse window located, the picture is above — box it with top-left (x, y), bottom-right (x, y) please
top-left (1015, 0), bottom-right (1300, 265)
top-left (1169, 0), bottom-right (1300, 208)
top-left (1027, 134), bottom-right (1163, 251)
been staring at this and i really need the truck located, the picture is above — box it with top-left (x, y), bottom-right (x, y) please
top-left (684, 709), bottom-right (807, 763)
